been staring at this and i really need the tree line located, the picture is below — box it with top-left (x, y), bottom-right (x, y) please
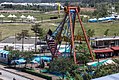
top-left (1, 0), bottom-right (119, 3)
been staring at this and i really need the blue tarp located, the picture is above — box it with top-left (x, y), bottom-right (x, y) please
top-left (92, 73), bottom-right (119, 80)
top-left (98, 17), bottom-right (115, 21)
top-left (32, 56), bottom-right (52, 63)
top-left (88, 18), bottom-right (98, 22)
top-left (41, 56), bottom-right (52, 62)
top-left (17, 58), bottom-right (26, 63)
top-left (88, 16), bottom-right (116, 23)
top-left (98, 17), bottom-right (107, 21)
top-left (11, 58), bottom-right (26, 64)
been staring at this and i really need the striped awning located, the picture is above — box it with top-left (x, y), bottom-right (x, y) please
top-left (0, 50), bottom-right (9, 55)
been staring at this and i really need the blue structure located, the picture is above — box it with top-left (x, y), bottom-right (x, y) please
top-left (0, 50), bottom-right (26, 64)
top-left (11, 58), bottom-right (26, 64)
top-left (32, 56), bottom-right (52, 63)
top-left (88, 16), bottom-right (116, 23)
top-left (0, 49), bottom-right (52, 64)
top-left (98, 16), bottom-right (115, 22)
top-left (88, 18), bottom-right (98, 22)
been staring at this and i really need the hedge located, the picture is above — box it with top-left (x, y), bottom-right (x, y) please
top-left (22, 69), bottom-right (52, 80)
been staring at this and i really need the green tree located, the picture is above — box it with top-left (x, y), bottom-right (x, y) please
top-left (49, 58), bottom-right (78, 79)
top-left (8, 50), bottom-right (33, 68)
top-left (115, 3), bottom-right (119, 12)
top-left (31, 23), bottom-right (44, 53)
top-left (65, 71), bottom-right (84, 80)
top-left (21, 51), bottom-right (33, 68)
top-left (93, 4), bottom-right (109, 17)
top-left (113, 33), bottom-right (118, 38)
top-left (8, 50), bottom-right (21, 67)
top-left (76, 43), bottom-right (93, 64)
top-left (16, 30), bottom-right (29, 52)
top-left (87, 29), bottom-right (95, 40)
top-left (104, 29), bottom-right (110, 36)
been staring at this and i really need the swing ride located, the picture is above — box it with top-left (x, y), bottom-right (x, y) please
top-left (46, 6), bottom-right (94, 64)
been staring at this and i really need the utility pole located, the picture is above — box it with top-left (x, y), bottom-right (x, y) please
top-left (0, 32), bottom-right (2, 41)
top-left (35, 32), bottom-right (37, 53)
top-left (14, 33), bottom-right (16, 50)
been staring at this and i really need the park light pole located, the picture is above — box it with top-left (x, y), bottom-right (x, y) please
top-left (0, 32), bottom-right (2, 41)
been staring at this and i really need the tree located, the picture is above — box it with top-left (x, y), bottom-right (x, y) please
top-left (31, 23), bottom-right (44, 53)
top-left (93, 4), bottom-right (109, 18)
top-left (9, 50), bottom-right (20, 61)
top-left (64, 71), bottom-right (84, 80)
top-left (8, 50), bottom-right (21, 67)
top-left (49, 58), bottom-right (78, 79)
top-left (115, 3), bottom-right (119, 12)
top-left (76, 43), bottom-right (94, 64)
top-left (16, 30), bottom-right (29, 52)
top-left (104, 29), bottom-right (110, 36)
top-left (21, 51), bottom-right (33, 68)
top-left (8, 50), bottom-right (34, 68)
top-left (87, 29), bottom-right (95, 41)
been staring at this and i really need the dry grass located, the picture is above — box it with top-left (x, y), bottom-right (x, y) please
top-left (0, 19), bottom-right (119, 41)
top-left (0, 23), bottom-right (33, 40)
top-left (0, 22), bottom-right (59, 40)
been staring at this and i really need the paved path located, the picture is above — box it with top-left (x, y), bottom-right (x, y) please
top-left (0, 69), bottom-right (30, 80)
top-left (0, 64), bottom-right (46, 80)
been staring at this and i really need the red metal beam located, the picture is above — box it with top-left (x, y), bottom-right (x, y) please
top-left (68, 8), bottom-right (77, 64)
top-left (76, 8), bottom-right (95, 61)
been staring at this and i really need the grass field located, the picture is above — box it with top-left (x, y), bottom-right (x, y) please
top-left (0, 23), bottom-right (33, 40)
top-left (0, 11), bottom-right (119, 40)
top-left (0, 21), bottom-right (119, 40)
top-left (75, 21), bottom-right (119, 37)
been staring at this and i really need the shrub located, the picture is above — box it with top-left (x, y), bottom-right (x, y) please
top-left (49, 58), bottom-right (79, 78)
top-left (22, 69), bottom-right (52, 80)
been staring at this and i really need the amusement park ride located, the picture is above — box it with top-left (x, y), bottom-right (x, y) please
top-left (46, 6), bottom-right (94, 64)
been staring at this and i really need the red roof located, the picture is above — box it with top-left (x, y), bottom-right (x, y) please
top-left (111, 46), bottom-right (119, 51)
top-left (93, 48), bottom-right (113, 53)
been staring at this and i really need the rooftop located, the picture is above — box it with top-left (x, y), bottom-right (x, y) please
top-left (92, 36), bottom-right (119, 41)
top-left (93, 48), bottom-right (113, 53)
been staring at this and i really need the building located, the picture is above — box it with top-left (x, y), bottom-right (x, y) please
top-left (91, 37), bottom-right (119, 59)
top-left (91, 37), bottom-right (119, 48)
